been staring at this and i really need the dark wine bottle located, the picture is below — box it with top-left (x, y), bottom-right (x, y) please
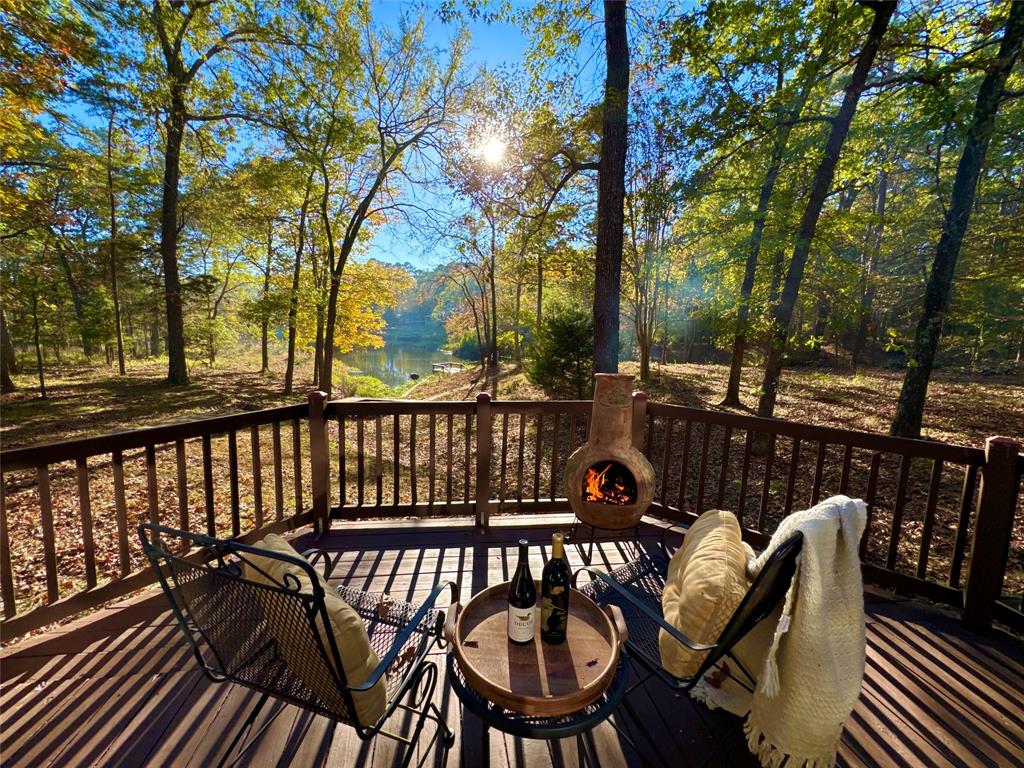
top-left (541, 532), bottom-right (570, 644)
top-left (507, 539), bottom-right (536, 644)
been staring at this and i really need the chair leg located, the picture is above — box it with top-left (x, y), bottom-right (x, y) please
top-left (216, 691), bottom-right (270, 768)
top-left (400, 660), bottom-right (441, 768)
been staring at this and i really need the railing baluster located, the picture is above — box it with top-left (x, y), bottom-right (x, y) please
top-left (292, 418), bottom-right (304, 513)
top-left (886, 455), bottom-right (912, 570)
top-left (645, 413), bottom-right (654, 457)
top-left (76, 458), bottom-right (97, 588)
top-left (861, 452), bottom-right (881, 559)
top-left (717, 426), bottom-right (732, 508)
top-left (517, 413), bottom-right (526, 503)
top-left (949, 464), bottom-right (978, 588)
top-left (411, 414), bottom-right (420, 507)
top-left (568, 414), bottom-right (577, 454)
top-left (783, 438), bottom-right (801, 515)
top-left (757, 433), bottom-right (776, 531)
top-left (917, 459), bottom-right (944, 579)
top-left (0, 477), bottom-right (15, 617)
top-left (113, 450), bottom-right (131, 575)
top-left (839, 444), bottom-right (853, 493)
top-left (36, 466), bottom-right (58, 604)
top-left (677, 420), bottom-right (693, 512)
top-left (446, 413), bottom-right (454, 507)
top-left (425, 414), bottom-right (433, 508)
top-left (737, 430), bottom-right (753, 526)
top-left (660, 418), bottom-right (674, 503)
top-left (200, 436), bottom-right (215, 535)
top-left (549, 413), bottom-right (561, 501)
top-left (500, 413), bottom-right (509, 505)
top-left (175, 440), bottom-right (189, 545)
top-left (273, 422), bottom-right (284, 521)
top-left (145, 444), bottom-right (160, 540)
top-left (393, 415), bottom-right (401, 505)
top-left (811, 441), bottom-right (826, 505)
top-left (375, 416), bottom-right (384, 506)
top-left (251, 426), bottom-right (263, 529)
top-left (228, 432), bottom-right (240, 536)
top-left (695, 423), bottom-right (711, 514)
top-left (356, 418), bottom-right (365, 507)
top-left (463, 414), bottom-right (471, 504)
top-left (533, 414), bottom-right (543, 503)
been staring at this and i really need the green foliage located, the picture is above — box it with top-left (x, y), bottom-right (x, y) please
top-left (526, 302), bottom-right (593, 399)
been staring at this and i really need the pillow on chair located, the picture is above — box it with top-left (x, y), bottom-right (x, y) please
top-left (243, 534), bottom-right (387, 726)
top-left (660, 510), bottom-right (750, 678)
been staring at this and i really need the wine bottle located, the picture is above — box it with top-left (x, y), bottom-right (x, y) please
top-left (541, 532), bottom-right (570, 644)
top-left (507, 539), bottom-right (537, 644)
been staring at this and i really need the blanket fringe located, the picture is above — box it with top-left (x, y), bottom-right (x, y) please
top-left (744, 720), bottom-right (837, 768)
top-left (760, 556), bottom-right (801, 698)
top-left (688, 679), bottom-right (720, 710)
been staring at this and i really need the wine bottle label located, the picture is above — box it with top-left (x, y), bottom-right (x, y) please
top-left (541, 597), bottom-right (568, 630)
top-left (508, 603), bottom-right (536, 642)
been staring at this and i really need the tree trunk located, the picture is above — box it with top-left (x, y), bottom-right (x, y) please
top-left (757, 1), bottom-right (895, 420)
top-left (31, 287), bottom-right (46, 398)
top-left (107, 110), bottom-right (126, 376)
top-left (52, 238), bottom-right (92, 357)
top-left (593, 0), bottom-right (630, 374)
top-left (1, 307), bottom-right (16, 393)
top-left (852, 169), bottom-right (888, 367)
top-left (891, 0), bottom-right (1024, 437)
top-left (284, 174), bottom-right (313, 395)
top-left (488, 221), bottom-right (498, 367)
top-left (160, 85), bottom-right (189, 385)
top-left (513, 281), bottom-right (522, 364)
top-left (261, 223), bottom-right (273, 374)
top-left (536, 255), bottom-right (543, 331)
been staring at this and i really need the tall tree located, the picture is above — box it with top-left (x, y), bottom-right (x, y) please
top-left (144, 0), bottom-right (264, 385)
top-left (891, 0), bottom-right (1024, 437)
top-left (593, 0), bottom-right (630, 373)
top-left (756, 1), bottom-right (896, 420)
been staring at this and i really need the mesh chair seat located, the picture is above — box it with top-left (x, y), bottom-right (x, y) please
top-left (577, 552), bottom-right (668, 670)
top-left (335, 584), bottom-right (441, 701)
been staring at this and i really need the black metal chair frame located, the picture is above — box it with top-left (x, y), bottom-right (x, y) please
top-left (574, 525), bottom-right (803, 767)
top-left (139, 524), bottom-right (457, 768)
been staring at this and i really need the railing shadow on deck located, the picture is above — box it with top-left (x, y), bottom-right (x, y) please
top-left (1, 391), bottom-right (1021, 643)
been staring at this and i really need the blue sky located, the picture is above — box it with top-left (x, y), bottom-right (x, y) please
top-left (366, 1), bottom-right (534, 271)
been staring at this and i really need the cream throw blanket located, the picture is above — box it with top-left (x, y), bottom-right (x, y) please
top-left (693, 495), bottom-right (867, 768)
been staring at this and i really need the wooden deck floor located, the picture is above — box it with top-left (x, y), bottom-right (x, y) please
top-left (2, 516), bottom-right (1023, 768)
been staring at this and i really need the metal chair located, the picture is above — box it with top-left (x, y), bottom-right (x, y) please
top-left (139, 524), bottom-right (457, 768)
top-left (574, 525), bottom-right (803, 766)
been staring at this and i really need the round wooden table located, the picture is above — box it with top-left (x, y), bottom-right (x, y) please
top-left (444, 581), bottom-right (639, 766)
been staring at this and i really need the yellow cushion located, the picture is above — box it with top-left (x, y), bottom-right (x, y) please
top-left (659, 510), bottom-right (750, 678)
top-left (243, 534), bottom-right (387, 726)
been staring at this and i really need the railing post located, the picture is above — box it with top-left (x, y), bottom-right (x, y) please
top-left (475, 392), bottom-right (492, 529)
top-left (631, 391), bottom-right (647, 452)
top-left (308, 391), bottom-right (330, 535)
top-left (963, 436), bottom-right (1021, 630)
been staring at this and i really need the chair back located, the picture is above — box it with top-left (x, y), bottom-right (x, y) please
top-left (695, 532), bottom-right (803, 679)
top-left (138, 524), bottom-right (360, 724)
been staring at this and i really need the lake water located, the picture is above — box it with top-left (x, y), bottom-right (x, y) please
top-left (340, 344), bottom-right (472, 388)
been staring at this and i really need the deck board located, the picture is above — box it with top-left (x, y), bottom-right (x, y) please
top-left (2, 517), bottom-right (1022, 768)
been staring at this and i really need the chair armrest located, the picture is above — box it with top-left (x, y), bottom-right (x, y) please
top-left (346, 579), bottom-right (460, 692)
top-left (573, 566), bottom-right (714, 653)
top-left (301, 548), bottom-right (334, 580)
top-left (659, 524), bottom-right (689, 560)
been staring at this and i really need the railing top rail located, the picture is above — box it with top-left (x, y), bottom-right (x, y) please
top-left (646, 401), bottom-right (986, 465)
top-left (325, 399), bottom-right (477, 417)
top-left (0, 403), bottom-right (308, 472)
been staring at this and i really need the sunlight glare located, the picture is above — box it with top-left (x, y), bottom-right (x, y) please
top-left (478, 135), bottom-right (506, 166)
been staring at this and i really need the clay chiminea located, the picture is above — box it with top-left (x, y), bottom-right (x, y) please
top-left (563, 374), bottom-right (655, 529)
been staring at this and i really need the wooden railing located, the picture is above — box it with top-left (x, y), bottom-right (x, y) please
top-left (2, 390), bottom-right (1020, 640)
top-left (0, 404), bottom-right (313, 638)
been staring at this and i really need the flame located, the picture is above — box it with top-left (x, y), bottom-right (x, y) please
top-left (583, 463), bottom-right (635, 505)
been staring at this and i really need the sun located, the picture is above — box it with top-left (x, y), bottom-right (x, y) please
top-left (478, 135), bottom-right (506, 167)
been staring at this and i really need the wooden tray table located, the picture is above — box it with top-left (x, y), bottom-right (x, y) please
top-left (444, 580), bottom-right (627, 718)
